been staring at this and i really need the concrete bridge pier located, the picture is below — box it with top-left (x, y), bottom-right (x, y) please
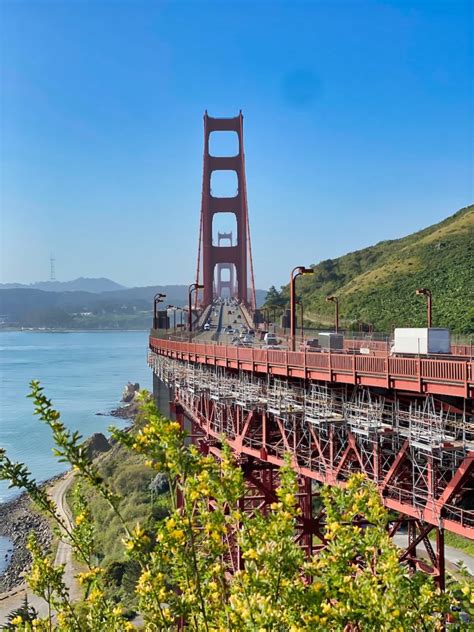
top-left (152, 372), bottom-right (175, 420)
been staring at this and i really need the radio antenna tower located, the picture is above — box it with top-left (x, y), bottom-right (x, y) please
top-left (50, 254), bottom-right (56, 281)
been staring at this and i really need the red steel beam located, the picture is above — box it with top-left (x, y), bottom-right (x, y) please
top-left (169, 393), bottom-right (474, 541)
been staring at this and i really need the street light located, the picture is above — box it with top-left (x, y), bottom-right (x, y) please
top-left (188, 283), bottom-right (205, 332)
top-left (326, 296), bottom-right (339, 333)
top-left (290, 266), bottom-right (314, 351)
top-left (153, 293), bottom-right (166, 329)
top-left (416, 288), bottom-right (432, 327)
top-left (296, 299), bottom-right (304, 342)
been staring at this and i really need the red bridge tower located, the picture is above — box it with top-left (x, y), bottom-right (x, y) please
top-left (195, 112), bottom-right (256, 308)
top-left (216, 231), bottom-right (235, 299)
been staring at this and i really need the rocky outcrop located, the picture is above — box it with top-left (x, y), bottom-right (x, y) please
top-left (83, 433), bottom-right (111, 460)
top-left (121, 382), bottom-right (140, 403)
top-left (149, 473), bottom-right (170, 495)
top-left (105, 382), bottom-right (142, 420)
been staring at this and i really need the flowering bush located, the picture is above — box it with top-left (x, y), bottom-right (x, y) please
top-left (0, 382), bottom-right (472, 630)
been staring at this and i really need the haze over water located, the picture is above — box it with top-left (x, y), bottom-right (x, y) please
top-left (0, 331), bottom-right (151, 504)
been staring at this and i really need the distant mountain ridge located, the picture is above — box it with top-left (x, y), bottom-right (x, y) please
top-left (0, 277), bottom-right (127, 293)
top-left (268, 204), bottom-right (473, 334)
top-left (0, 280), bottom-right (267, 329)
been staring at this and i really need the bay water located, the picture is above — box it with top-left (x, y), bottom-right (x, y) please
top-left (0, 331), bottom-right (152, 506)
top-left (0, 537), bottom-right (12, 574)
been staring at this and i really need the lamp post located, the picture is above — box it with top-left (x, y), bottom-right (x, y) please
top-left (326, 296), bottom-right (339, 333)
top-left (416, 288), bottom-right (432, 327)
top-left (153, 293), bottom-right (166, 329)
top-left (296, 299), bottom-right (304, 342)
top-left (188, 283), bottom-right (205, 332)
top-left (290, 266), bottom-right (314, 351)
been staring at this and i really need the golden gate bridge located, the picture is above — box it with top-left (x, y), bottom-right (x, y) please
top-left (149, 112), bottom-right (474, 588)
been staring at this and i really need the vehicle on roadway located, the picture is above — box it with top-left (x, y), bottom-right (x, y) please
top-left (264, 332), bottom-right (277, 343)
top-left (203, 323), bottom-right (210, 331)
top-left (300, 338), bottom-right (319, 352)
top-left (264, 335), bottom-right (278, 346)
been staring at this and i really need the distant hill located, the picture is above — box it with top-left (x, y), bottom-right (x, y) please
top-left (0, 282), bottom-right (267, 329)
top-left (266, 205), bottom-right (473, 334)
top-left (0, 277), bottom-right (127, 293)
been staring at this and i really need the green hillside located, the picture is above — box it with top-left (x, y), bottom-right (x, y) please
top-left (267, 205), bottom-right (474, 334)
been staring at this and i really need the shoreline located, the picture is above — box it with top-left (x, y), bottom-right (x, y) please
top-left (0, 399), bottom-right (138, 593)
top-left (0, 475), bottom-right (63, 593)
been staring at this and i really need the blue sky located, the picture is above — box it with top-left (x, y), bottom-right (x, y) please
top-left (1, 0), bottom-right (472, 290)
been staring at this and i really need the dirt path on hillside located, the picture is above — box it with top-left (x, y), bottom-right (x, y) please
top-left (0, 471), bottom-right (78, 624)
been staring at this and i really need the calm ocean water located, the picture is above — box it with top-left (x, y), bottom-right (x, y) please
top-left (0, 331), bottom-right (152, 506)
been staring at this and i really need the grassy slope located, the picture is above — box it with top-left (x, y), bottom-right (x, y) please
top-left (67, 435), bottom-right (169, 614)
top-left (280, 205), bottom-right (474, 333)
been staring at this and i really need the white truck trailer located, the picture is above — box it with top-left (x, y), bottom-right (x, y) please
top-left (391, 328), bottom-right (451, 355)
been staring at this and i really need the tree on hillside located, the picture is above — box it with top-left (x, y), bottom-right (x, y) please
top-left (0, 384), bottom-right (472, 630)
top-left (264, 285), bottom-right (286, 308)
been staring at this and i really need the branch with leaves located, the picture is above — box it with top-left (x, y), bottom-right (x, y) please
top-left (0, 383), bottom-right (472, 630)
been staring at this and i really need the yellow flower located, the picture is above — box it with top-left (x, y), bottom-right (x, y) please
top-left (172, 528), bottom-right (185, 542)
top-left (88, 587), bottom-right (103, 603)
top-left (76, 567), bottom-right (102, 584)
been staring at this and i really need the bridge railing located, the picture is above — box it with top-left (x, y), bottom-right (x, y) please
top-left (150, 336), bottom-right (473, 397)
top-left (444, 505), bottom-right (474, 529)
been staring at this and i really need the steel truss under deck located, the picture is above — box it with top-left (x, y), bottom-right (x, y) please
top-left (149, 352), bottom-right (474, 587)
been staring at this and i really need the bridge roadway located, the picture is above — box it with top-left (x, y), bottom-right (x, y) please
top-left (194, 299), bottom-right (254, 344)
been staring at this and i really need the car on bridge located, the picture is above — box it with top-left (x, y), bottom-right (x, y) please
top-left (264, 335), bottom-right (279, 346)
top-left (300, 338), bottom-right (320, 352)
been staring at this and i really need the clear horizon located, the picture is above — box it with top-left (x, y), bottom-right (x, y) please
top-left (1, 1), bottom-right (472, 290)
